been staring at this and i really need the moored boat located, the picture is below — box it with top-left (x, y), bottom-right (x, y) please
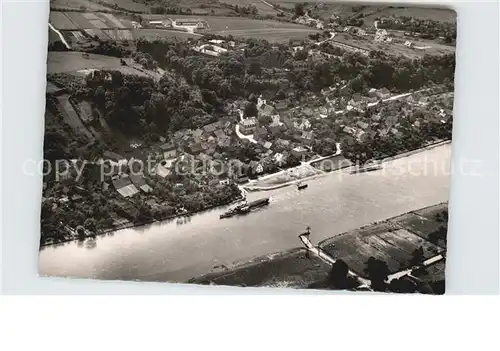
top-left (350, 163), bottom-right (383, 174)
top-left (219, 198), bottom-right (270, 219)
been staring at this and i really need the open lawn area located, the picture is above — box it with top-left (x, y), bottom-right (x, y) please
top-left (142, 14), bottom-right (319, 42)
top-left (47, 51), bottom-right (152, 78)
top-left (218, 27), bottom-right (317, 43)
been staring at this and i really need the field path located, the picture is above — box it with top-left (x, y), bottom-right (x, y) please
top-left (48, 23), bottom-right (71, 49)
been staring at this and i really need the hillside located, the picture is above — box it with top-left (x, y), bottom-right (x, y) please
top-left (272, 2), bottom-right (456, 23)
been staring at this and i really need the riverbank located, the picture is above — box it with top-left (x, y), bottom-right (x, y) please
top-left (244, 139), bottom-right (451, 192)
top-left (39, 143), bottom-right (451, 282)
top-left (40, 194), bottom-right (246, 248)
top-left (41, 139), bottom-right (451, 248)
top-left (189, 247), bottom-right (331, 288)
top-left (191, 202), bottom-right (448, 290)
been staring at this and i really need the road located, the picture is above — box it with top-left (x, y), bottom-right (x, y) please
top-left (387, 253), bottom-right (445, 282)
top-left (48, 23), bottom-right (71, 50)
top-left (235, 124), bottom-right (258, 144)
top-left (299, 233), bottom-right (371, 288)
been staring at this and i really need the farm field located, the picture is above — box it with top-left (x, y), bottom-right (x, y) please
top-left (50, 11), bottom-right (79, 30)
top-left (50, 0), bottom-right (109, 11)
top-left (48, 28), bottom-right (63, 44)
top-left (84, 28), bottom-right (111, 40)
top-left (145, 15), bottom-right (320, 42)
top-left (55, 95), bottom-right (95, 141)
top-left (65, 11), bottom-right (94, 28)
top-left (93, 0), bottom-right (149, 12)
top-left (96, 0), bottom-right (228, 13)
top-left (220, 0), bottom-right (280, 16)
top-left (76, 101), bottom-right (94, 123)
top-left (47, 51), bottom-right (151, 78)
top-left (319, 204), bottom-right (446, 278)
top-left (143, 14), bottom-right (314, 31)
top-left (218, 27), bottom-right (317, 43)
top-left (103, 29), bottom-right (134, 41)
top-left (49, 11), bottom-right (131, 30)
top-left (392, 203), bottom-right (448, 248)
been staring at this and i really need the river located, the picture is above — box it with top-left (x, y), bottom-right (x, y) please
top-left (39, 143), bottom-right (452, 283)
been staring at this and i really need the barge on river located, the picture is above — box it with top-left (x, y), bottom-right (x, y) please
top-left (220, 198), bottom-right (270, 219)
top-left (350, 163), bottom-right (383, 174)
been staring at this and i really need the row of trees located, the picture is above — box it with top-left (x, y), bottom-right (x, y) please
top-left (80, 68), bottom-right (217, 137)
top-left (136, 37), bottom-right (455, 106)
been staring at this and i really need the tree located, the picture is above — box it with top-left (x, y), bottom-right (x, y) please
top-left (294, 49), bottom-right (308, 61)
top-left (294, 3), bottom-right (305, 17)
top-left (244, 101), bottom-right (258, 117)
top-left (76, 225), bottom-right (86, 241)
top-left (247, 61), bottom-right (262, 76)
top-left (328, 259), bottom-right (349, 289)
top-left (258, 115), bottom-right (272, 126)
top-left (388, 278), bottom-right (417, 293)
top-left (84, 218), bottom-right (96, 231)
top-left (410, 246), bottom-right (424, 266)
top-left (248, 93), bottom-right (258, 104)
top-left (364, 257), bottom-right (390, 291)
top-left (275, 89), bottom-right (286, 100)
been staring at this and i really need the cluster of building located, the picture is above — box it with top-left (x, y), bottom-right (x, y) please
top-left (294, 15), bottom-right (325, 29)
top-left (192, 39), bottom-right (240, 57)
top-left (139, 18), bottom-right (209, 32)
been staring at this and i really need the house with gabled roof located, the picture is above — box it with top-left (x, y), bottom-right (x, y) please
top-left (193, 129), bottom-right (204, 138)
top-left (160, 142), bottom-right (177, 159)
top-left (129, 174), bottom-right (153, 193)
top-left (203, 121), bottom-right (220, 135)
top-left (189, 142), bottom-right (205, 155)
top-left (259, 104), bottom-right (276, 117)
top-left (275, 100), bottom-right (288, 112)
top-left (112, 175), bottom-right (139, 198)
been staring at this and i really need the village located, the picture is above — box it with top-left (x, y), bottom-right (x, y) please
top-left (41, 77), bottom-right (453, 242)
top-left (41, 2), bottom-right (455, 248)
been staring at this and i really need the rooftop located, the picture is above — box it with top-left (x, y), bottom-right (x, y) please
top-left (160, 142), bottom-right (176, 151)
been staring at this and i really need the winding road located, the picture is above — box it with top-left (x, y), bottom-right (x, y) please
top-left (48, 23), bottom-right (71, 50)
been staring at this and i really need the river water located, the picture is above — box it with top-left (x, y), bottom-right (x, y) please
top-left (39, 143), bottom-right (452, 283)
